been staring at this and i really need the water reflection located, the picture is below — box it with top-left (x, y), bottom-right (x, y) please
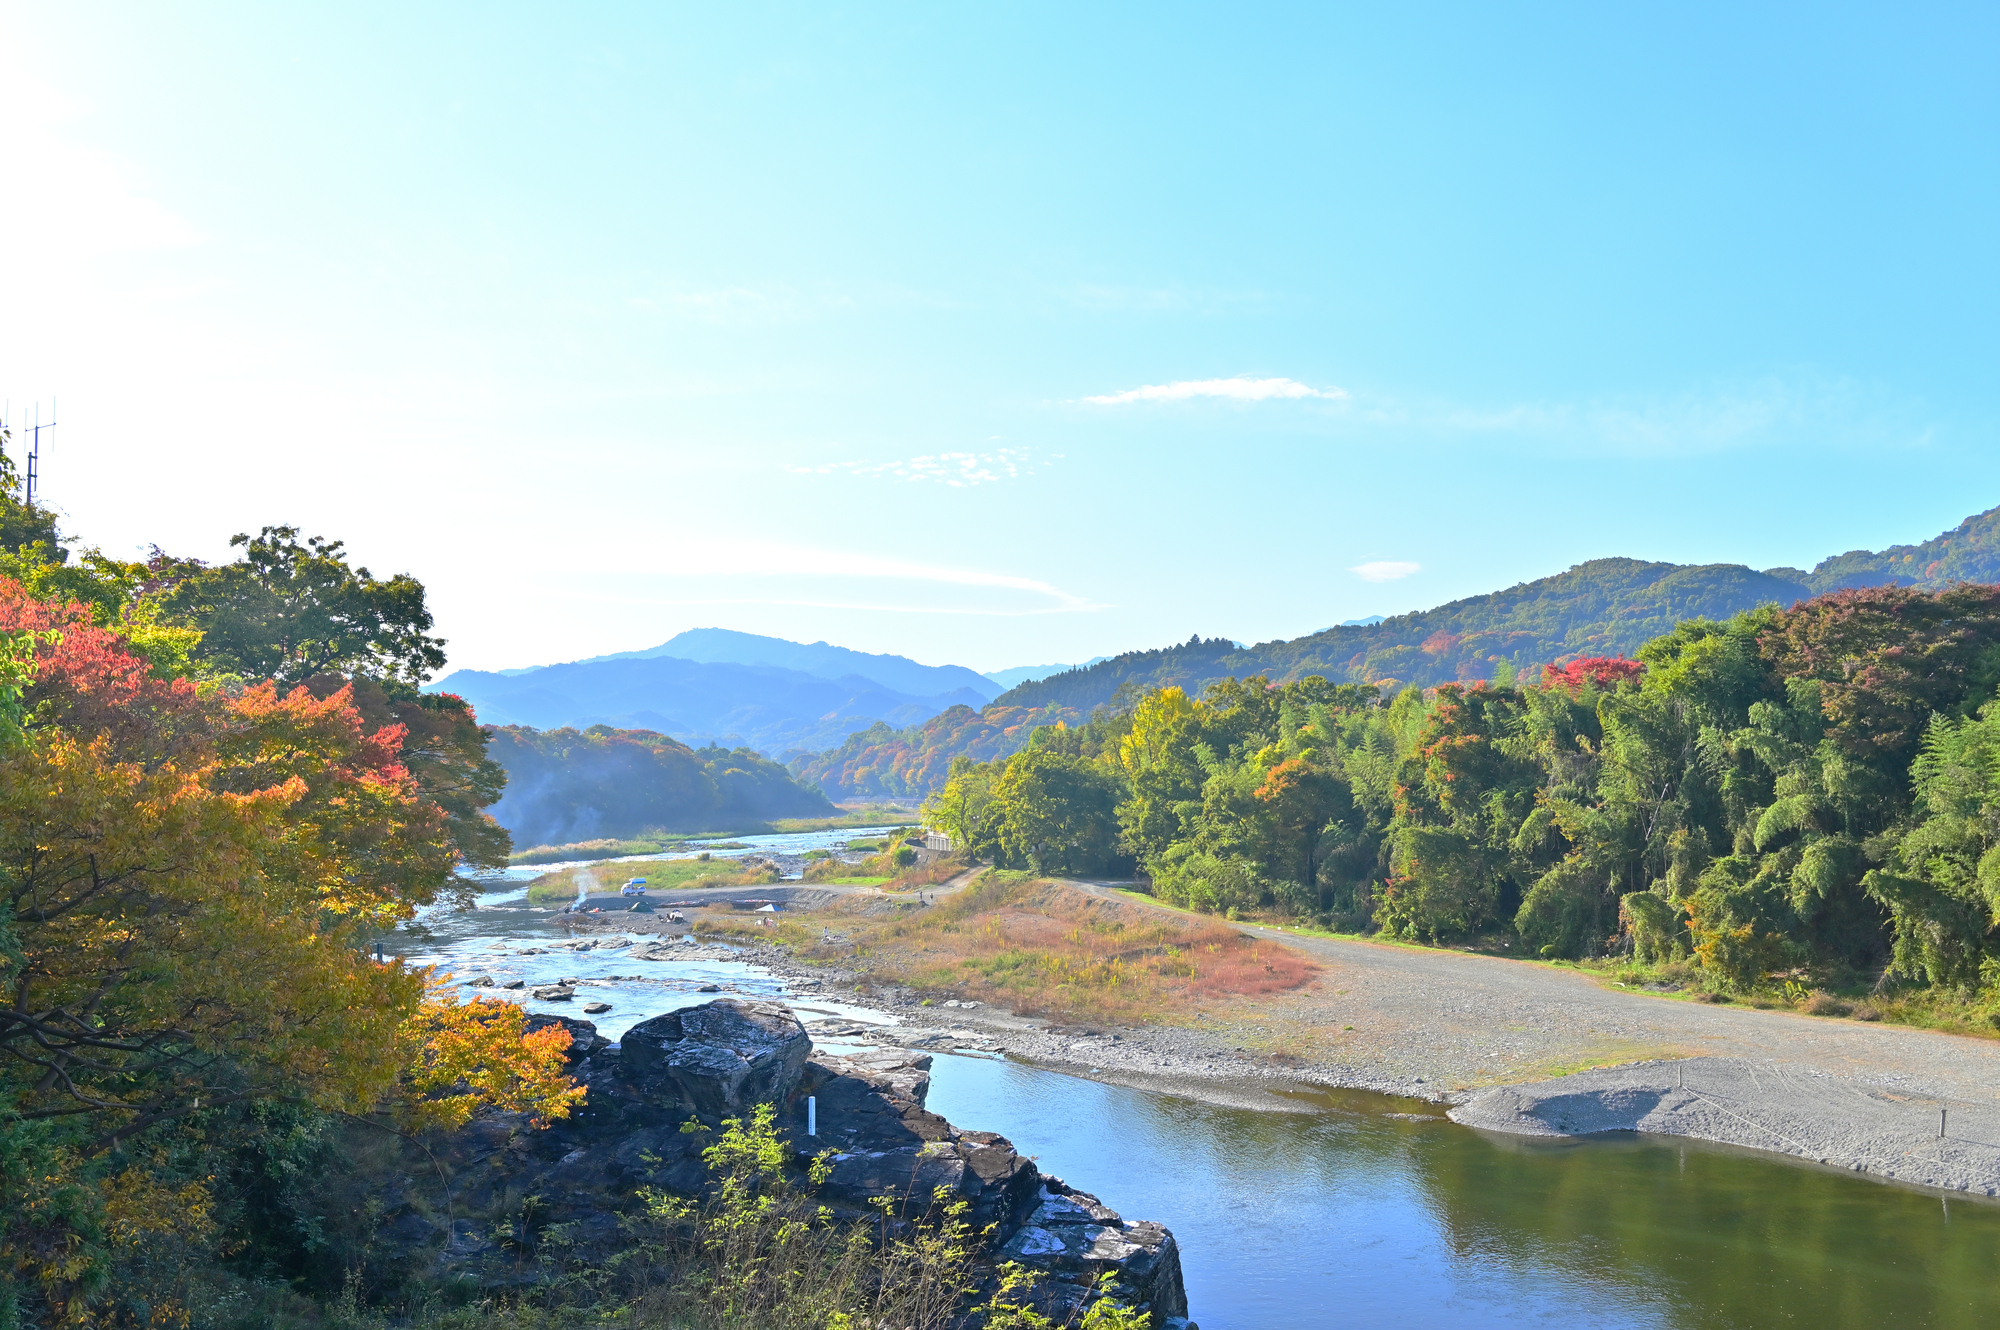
top-left (408, 832), bottom-right (2000, 1329)
top-left (923, 1057), bottom-right (2000, 1330)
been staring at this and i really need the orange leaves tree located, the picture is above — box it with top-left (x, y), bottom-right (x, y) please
top-left (0, 577), bottom-right (569, 1319)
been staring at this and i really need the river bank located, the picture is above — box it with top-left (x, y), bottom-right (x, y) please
top-left (568, 875), bottom-right (2000, 1200)
top-left (414, 880), bottom-right (2000, 1327)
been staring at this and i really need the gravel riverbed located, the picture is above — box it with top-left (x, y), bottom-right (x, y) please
top-left (557, 889), bottom-right (2000, 1198)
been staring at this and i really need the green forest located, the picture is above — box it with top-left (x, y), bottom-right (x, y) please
top-left (487, 724), bottom-right (832, 852)
top-left (923, 583), bottom-right (2000, 1018)
top-left (803, 505), bottom-right (2000, 801)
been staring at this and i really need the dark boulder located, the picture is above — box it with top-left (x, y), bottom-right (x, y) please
top-left (620, 999), bottom-right (810, 1118)
top-left (526, 1013), bottom-right (610, 1063)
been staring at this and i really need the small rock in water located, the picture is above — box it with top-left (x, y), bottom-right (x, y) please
top-left (466, 975), bottom-right (495, 987)
top-left (583, 1001), bottom-right (612, 1014)
top-left (500, 979), bottom-right (525, 989)
top-left (532, 985), bottom-right (576, 1001)
top-left (697, 983), bottom-right (721, 993)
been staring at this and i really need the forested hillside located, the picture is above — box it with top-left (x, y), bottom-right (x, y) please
top-left (796, 504), bottom-right (2000, 797)
top-left (922, 583), bottom-right (2000, 1010)
top-left (488, 723), bottom-right (833, 848)
top-left (788, 701), bottom-right (1078, 798)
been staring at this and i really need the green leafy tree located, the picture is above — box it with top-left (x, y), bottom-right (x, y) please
top-left (1864, 709), bottom-right (2000, 987)
top-left (920, 754), bottom-right (999, 857)
top-left (989, 748), bottom-right (1124, 875)
top-left (160, 526), bottom-right (446, 684)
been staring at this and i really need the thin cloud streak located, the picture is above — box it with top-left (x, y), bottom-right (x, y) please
top-left (785, 447), bottom-right (1057, 487)
top-left (1351, 560), bottom-right (1421, 583)
top-left (586, 539), bottom-right (1107, 614)
top-left (1085, 376), bottom-right (1347, 405)
top-left (565, 593), bottom-right (1111, 618)
top-left (1340, 375), bottom-right (1934, 459)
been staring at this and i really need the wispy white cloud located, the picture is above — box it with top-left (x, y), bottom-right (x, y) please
top-left (581, 540), bottom-right (1109, 616)
top-left (785, 447), bottom-right (1057, 488)
top-left (1350, 560), bottom-right (1421, 583)
top-left (1085, 376), bottom-right (1346, 406)
top-left (1341, 375), bottom-right (1932, 459)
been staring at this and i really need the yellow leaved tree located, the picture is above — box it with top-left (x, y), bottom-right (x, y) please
top-left (0, 580), bottom-right (571, 1324)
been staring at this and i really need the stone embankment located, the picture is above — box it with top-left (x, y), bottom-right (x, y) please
top-left (424, 999), bottom-right (1191, 1324)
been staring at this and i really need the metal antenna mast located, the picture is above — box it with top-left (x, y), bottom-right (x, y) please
top-left (25, 399), bottom-right (53, 506)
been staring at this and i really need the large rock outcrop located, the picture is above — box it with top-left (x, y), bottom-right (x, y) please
top-left (620, 998), bottom-right (811, 1117)
top-left (798, 1046), bottom-right (1185, 1319)
top-left (394, 1001), bottom-right (1187, 1324)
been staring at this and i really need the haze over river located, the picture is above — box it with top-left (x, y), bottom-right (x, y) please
top-left (396, 830), bottom-right (2000, 1328)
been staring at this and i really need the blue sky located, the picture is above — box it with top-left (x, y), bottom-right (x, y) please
top-left (4, 3), bottom-right (1996, 674)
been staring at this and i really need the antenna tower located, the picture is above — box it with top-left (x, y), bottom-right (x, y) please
top-left (25, 400), bottom-right (53, 507)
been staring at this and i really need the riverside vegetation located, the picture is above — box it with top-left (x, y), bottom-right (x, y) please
top-left (0, 476), bottom-right (1119, 1328)
top-left (915, 586), bottom-right (2000, 1028)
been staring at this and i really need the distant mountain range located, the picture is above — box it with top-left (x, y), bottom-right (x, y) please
top-left (435, 628), bottom-right (1114, 758)
top-left (996, 504), bottom-right (2000, 714)
top-left (573, 628), bottom-right (1004, 701)
top-left (442, 505), bottom-right (2000, 788)
top-left (790, 503), bottom-right (2000, 796)
top-left (430, 654), bottom-right (994, 756)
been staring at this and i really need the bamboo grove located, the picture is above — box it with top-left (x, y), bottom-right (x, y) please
top-left (922, 584), bottom-right (2000, 999)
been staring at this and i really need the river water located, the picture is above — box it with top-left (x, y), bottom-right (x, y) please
top-left (400, 832), bottom-right (2000, 1329)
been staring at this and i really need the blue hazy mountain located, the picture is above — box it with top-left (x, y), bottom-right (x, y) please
top-left (981, 658), bottom-right (1111, 690)
top-left (430, 653), bottom-right (993, 756)
top-left (569, 628), bottom-right (1003, 702)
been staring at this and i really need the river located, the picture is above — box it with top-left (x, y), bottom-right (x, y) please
top-left (399, 832), bottom-right (2000, 1329)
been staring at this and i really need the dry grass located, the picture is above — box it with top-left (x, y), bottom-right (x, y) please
top-left (803, 874), bottom-right (1318, 1026)
top-left (884, 857), bottom-right (973, 890)
top-left (526, 857), bottom-right (785, 902)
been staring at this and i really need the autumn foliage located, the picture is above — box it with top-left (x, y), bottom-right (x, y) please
top-left (0, 576), bottom-right (573, 1318)
top-left (1538, 655), bottom-right (1646, 693)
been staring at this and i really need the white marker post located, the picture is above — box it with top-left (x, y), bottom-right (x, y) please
top-left (808, 1096), bottom-right (817, 1137)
